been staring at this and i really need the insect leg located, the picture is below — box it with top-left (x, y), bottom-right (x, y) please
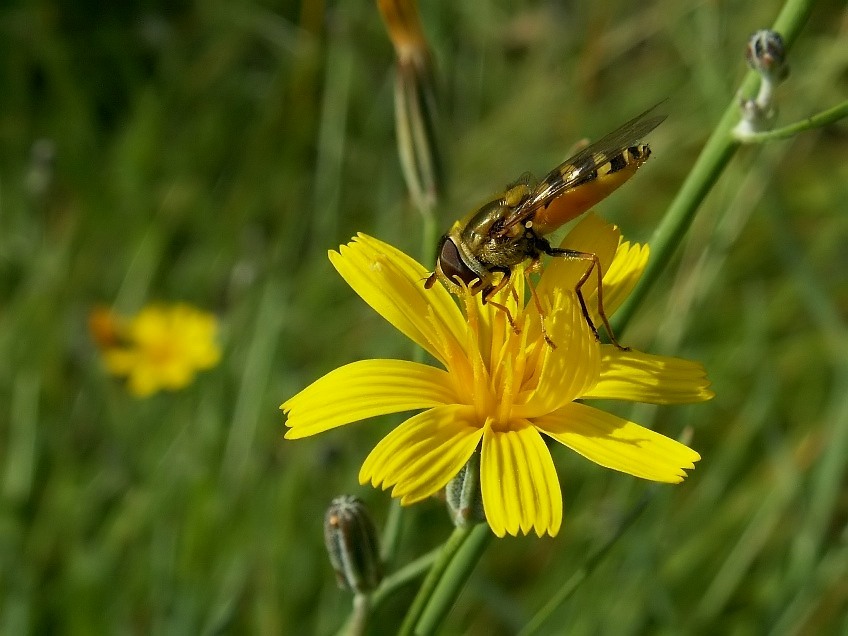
top-left (524, 268), bottom-right (556, 349)
top-left (482, 268), bottom-right (520, 334)
top-left (544, 247), bottom-right (629, 351)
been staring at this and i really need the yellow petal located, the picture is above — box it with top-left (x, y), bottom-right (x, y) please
top-left (480, 421), bottom-right (563, 537)
top-left (583, 347), bottom-right (715, 404)
top-left (535, 213), bottom-right (620, 299)
top-left (126, 369), bottom-right (159, 398)
top-left (329, 234), bottom-right (467, 369)
top-left (535, 403), bottom-right (700, 483)
top-left (103, 348), bottom-right (137, 375)
top-left (515, 292), bottom-right (600, 419)
top-left (585, 240), bottom-right (650, 324)
top-left (282, 359), bottom-right (456, 439)
top-left (359, 405), bottom-right (483, 504)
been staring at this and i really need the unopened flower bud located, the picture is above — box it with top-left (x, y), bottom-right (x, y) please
top-left (324, 496), bottom-right (383, 594)
top-left (445, 452), bottom-right (485, 527)
top-left (746, 30), bottom-right (788, 81)
top-left (734, 29), bottom-right (789, 139)
top-left (378, 0), bottom-right (442, 212)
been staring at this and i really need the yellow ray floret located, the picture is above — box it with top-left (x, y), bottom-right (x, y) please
top-left (282, 214), bottom-right (713, 537)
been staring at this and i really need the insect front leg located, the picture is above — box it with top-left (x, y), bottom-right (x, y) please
top-left (543, 246), bottom-right (629, 351)
top-left (481, 267), bottom-right (520, 335)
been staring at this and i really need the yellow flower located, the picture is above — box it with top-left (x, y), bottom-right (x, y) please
top-left (282, 215), bottom-right (713, 537)
top-left (91, 303), bottom-right (221, 397)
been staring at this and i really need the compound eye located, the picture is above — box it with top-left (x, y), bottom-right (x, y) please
top-left (438, 238), bottom-right (478, 287)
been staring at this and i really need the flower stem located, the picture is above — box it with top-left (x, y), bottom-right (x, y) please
top-left (611, 0), bottom-right (816, 335)
top-left (335, 546), bottom-right (440, 636)
top-left (370, 545), bottom-right (441, 608)
top-left (735, 99), bottom-right (848, 143)
top-left (415, 523), bottom-right (492, 635)
top-left (397, 524), bottom-right (483, 636)
top-left (348, 594), bottom-right (370, 636)
top-left (380, 499), bottom-right (404, 566)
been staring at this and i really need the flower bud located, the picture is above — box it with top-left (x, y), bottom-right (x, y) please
top-left (378, 0), bottom-right (442, 212)
top-left (746, 30), bottom-right (788, 81)
top-left (324, 496), bottom-right (383, 593)
top-left (734, 29), bottom-right (789, 139)
top-left (445, 452), bottom-right (485, 527)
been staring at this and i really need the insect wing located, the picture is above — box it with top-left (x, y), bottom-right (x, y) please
top-left (497, 103), bottom-right (666, 234)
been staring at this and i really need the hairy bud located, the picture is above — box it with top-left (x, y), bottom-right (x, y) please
top-left (324, 496), bottom-right (383, 593)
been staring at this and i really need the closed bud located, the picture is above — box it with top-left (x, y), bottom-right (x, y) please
top-left (324, 496), bottom-right (383, 594)
top-left (746, 30), bottom-right (788, 81)
top-left (445, 452), bottom-right (485, 527)
top-left (378, 0), bottom-right (443, 212)
top-left (734, 29), bottom-right (788, 139)
top-left (377, 0), bottom-right (430, 71)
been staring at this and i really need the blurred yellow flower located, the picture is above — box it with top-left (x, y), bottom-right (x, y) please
top-left (90, 303), bottom-right (221, 398)
top-left (282, 215), bottom-right (713, 537)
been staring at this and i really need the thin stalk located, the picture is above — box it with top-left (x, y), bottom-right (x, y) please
top-left (371, 545), bottom-right (442, 608)
top-left (335, 546), bottom-right (440, 636)
top-left (612, 0), bottom-right (817, 335)
top-left (380, 500), bottom-right (404, 566)
top-left (397, 525), bottom-right (475, 636)
top-left (735, 99), bottom-right (848, 143)
top-left (348, 594), bottom-right (370, 636)
top-left (415, 524), bottom-right (492, 635)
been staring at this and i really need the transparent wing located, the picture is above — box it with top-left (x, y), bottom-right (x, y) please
top-left (498, 103), bottom-right (666, 233)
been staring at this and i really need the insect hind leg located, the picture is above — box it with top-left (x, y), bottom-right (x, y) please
top-left (543, 246), bottom-right (629, 351)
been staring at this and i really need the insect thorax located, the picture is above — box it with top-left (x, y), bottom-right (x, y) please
top-left (459, 201), bottom-right (537, 270)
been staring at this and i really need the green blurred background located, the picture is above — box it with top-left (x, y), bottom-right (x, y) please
top-left (1, 0), bottom-right (847, 633)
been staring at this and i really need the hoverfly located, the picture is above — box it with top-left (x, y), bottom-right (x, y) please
top-left (424, 104), bottom-right (665, 348)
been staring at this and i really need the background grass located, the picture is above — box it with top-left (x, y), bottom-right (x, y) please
top-left (1, 0), bottom-right (847, 633)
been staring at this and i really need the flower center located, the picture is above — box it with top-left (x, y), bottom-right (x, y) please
top-left (463, 282), bottom-right (542, 433)
top-left (147, 339), bottom-right (180, 366)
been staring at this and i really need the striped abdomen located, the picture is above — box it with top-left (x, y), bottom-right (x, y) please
top-left (531, 144), bottom-right (652, 234)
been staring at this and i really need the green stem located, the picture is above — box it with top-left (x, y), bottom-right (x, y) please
top-left (380, 500), bottom-right (404, 567)
top-left (518, 494), bottom-right (650, 636)
top-left (397, 525), bottom-right (476, 636)
top-left (611, 0), bottom-right (816, 335)
top-left (370, 545), bottom-right (441, 608)
top-left (348, 594), bottom-right (370, 636)
top-left (415, 524), bottom-right (492, 635)
top-left (335, 546), bottom-right (440, 636)
top-left (735, 99), bottom-right (848, 143)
